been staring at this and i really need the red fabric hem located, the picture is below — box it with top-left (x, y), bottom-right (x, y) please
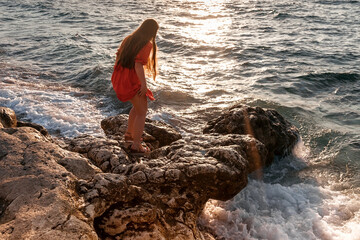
top-left (116, 88), bottom-right (155, 102)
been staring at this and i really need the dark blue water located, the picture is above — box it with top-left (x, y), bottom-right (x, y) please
top-left (1, 0), bottom-right (359, 239)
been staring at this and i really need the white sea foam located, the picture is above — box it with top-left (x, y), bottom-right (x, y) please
top-left (200, 178), bottom-right (360, 240)
top-left (0, 77), bottom-right (106, 137)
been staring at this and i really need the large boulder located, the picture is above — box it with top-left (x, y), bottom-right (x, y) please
top-left (203, 104), bottom-right (299, 162)
top-left (75, 134), bottom-right (267, 240)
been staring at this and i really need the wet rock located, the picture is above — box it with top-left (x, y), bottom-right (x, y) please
top-left (203, 104), bottom-right (299, 162)
top-left (0, 107), bottom-right (17, 128)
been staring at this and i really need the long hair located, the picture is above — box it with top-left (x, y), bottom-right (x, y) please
top-left (115, 19), bottom-right (159, 80)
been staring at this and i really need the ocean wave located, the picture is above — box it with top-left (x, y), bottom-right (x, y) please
top-left (1, 1), bottom-right (360, 238)
top-left (0, 76), bottom-right (107, 137)
top-left (0, 62), bottom-right (57, 81)
top-left (324, 111), bottom-right (360, 126)
top-left (298, 73), bottom-right (360, 84)
top-left (270, 72), bottom-right (360, 100)
top-left (274, 12), bottom-right (294, 20)
top-left (204, 89), bottom-right (230, 96)
top-left (316, 0), bottom-right (359, 5)
top-left (155, 88), bottom-right (200, 105)
top-left (200, 179), bottom-right (360, 240)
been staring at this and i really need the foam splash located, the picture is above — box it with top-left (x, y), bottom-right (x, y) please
top-left (0, 77), bottom-right (106, 137)
top-left (199, 142), bottom-right (360, 240)
top-left (199, 179), bottom-right (360, 240)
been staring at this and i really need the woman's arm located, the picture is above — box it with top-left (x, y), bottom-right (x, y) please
top-left (135, 62), bottom-right (147, 96)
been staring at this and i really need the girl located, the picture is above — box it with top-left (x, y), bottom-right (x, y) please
top-left (111, 19), bottom-right (159, 154)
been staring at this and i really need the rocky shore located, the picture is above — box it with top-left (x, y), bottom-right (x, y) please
top-left (0, 105), bottom-right (299, 240)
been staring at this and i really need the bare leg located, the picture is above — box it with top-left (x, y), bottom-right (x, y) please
top-left (126, 106), bottom-right (136, 138)
top-left (129, 94), bottom-right (148, 151)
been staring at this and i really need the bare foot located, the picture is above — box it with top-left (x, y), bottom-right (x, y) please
top-left (130, 143), bottom-right (150, 155)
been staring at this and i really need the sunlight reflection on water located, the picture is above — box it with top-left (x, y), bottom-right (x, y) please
top-left (1, 0), bottom-right (359, 238)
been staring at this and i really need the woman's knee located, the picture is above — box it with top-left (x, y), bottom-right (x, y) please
top-left (133, 106), bottom-right (147, 116)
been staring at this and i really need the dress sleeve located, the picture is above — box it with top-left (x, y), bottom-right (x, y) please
top-left (135, 42), bottom-right (152, 65)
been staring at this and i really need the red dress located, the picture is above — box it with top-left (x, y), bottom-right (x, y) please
top-left (111, 42), bottom-right (155, 102)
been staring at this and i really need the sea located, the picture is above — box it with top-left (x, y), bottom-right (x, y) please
top-left (1, 0), bottom-right (359, 239)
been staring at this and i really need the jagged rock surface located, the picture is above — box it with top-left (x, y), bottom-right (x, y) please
top-left (68, 106), bottom-right (298, 239)
top-left (0, 105), bottom-right (299, 240)
top-left (68, 133), bottom-right (267, 239)
top-left (0, 127), bottom-right (100, 240)
top-left (203, 104), bottom-right (299, 162)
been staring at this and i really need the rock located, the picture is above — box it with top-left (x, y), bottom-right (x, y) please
top-left (100, 114), bottom-right (128, 137)
top-left (17, 121), bottom-right (52, 141)
top-left (0, 127), bottom-right (100, 240)
top-left (143, 119), bottom-right (182, 147)
top-left (74, 133), bottom-right (267, 239)
top-left (64, 135), bottom-right (132, 173)
top-left (101, 114), bottom-right (182, 148)
top-left (57, 156), bottom-right (101, 181)
top-left (1, 105), bottom-right (300, 240)
top-left (63, 106), bottom-right (298, 239)
top-left (203, 104), bottom-right (299, 162)
top-left (0, 106), bottom-right (51, 141)
top-left (0, 107), bottom-right (17, 128)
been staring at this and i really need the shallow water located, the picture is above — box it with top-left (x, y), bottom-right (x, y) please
top-left (1, 0), bottom-right (359, 239)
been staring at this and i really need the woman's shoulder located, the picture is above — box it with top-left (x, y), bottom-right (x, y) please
top-left (139, 41), bottom-right (152, 54)
top-left (135, 42), bottom-right (153, 64)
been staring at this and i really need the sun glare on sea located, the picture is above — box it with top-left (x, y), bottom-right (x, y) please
top-left (157, 0), bottom-right (236, 100)
top-left (178, 0), bottom-right (231, 45)
top-left (170, 0), bottom-right (233, 94)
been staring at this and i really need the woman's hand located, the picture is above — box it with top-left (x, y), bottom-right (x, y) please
top-left (138, 84), bottom-right (147, 96)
